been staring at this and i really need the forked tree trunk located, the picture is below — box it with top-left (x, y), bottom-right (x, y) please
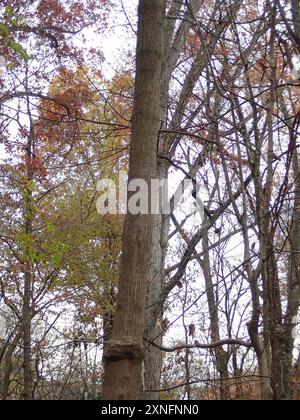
top-left (103, 0), bottom-right (165, 400)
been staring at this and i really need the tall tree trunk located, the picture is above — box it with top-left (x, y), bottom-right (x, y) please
top-left (142, 0), bottom-right (242, 399)
top-left (103, 0), bottom-right (164, 400)
top-left (142, 0), bottom-right (204, 398)
top-left (200, 221), bottom-right (229, 400)
top-left (22, 81), bottom-right (35, 400)
top-left (101, 289), bottom-right (114, 397)
top-left (277, 125), bottom-right (300, 400)
top-left (143, 160), bottom-right (169, 400)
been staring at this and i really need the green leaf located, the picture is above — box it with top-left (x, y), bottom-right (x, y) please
top-left (5, 7), bottom-right (14, 18)
top-left (20, 51), bottom-right (30, 62)
top-left (11, 19), bottom-right (19, 29)
top-left (8, 41), bottom-right (30, 62)
top-left (46, 222), bottom-right (55, 233)
top-left (9, 41), bottom-right (23, 53)
top-left (0, 23), bottom-right (9, 37)
top-left (27, 181), bottom-right (36, 192)
top-left (52, 254), bottom-right (62, 269)
top-left (37, 252), bottom-right (46, 263)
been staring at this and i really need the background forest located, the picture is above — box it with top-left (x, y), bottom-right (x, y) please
top-left (1, 0), bottom-right (300, 400)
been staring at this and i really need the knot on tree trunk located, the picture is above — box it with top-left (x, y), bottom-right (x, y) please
top-left (104, 341), bottom-right (144, 362)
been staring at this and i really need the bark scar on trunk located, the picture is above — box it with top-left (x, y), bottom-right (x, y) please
top-left (104, 341), bottom-right (144, 362)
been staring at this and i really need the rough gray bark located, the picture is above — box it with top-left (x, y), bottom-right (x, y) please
top-left (103, 0), bottom-right (165, 400)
